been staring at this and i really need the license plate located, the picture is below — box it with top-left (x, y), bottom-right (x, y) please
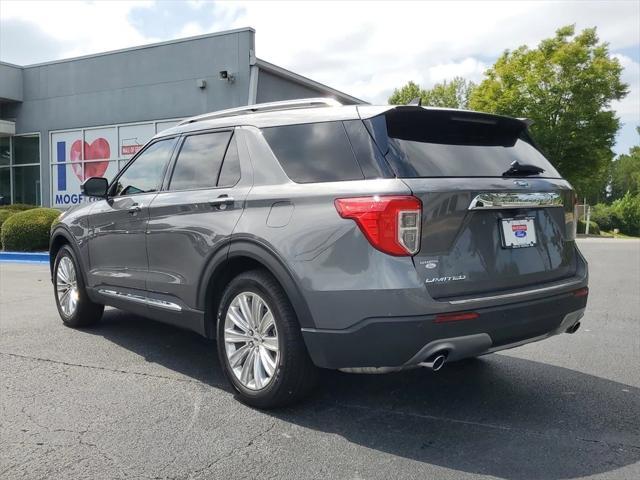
top-left (500, 217), bottom-right (536, 248)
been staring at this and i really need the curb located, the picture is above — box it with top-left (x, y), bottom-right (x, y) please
top-left (0, 251), bottom-right (50, 264)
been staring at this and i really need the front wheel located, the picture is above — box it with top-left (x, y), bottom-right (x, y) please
top-left (53, 245), bottom-right (104, 327)
top-left (217, 269), bottom-right (317, 408)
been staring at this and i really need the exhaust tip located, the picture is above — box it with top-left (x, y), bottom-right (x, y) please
top-left (431, 354), bottom-right (446, 371)
top-left (418, 352), bottom-right (448, 371)
top-left (566, 322), bottom-right (581, 334)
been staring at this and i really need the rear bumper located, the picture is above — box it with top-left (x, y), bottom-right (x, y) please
top-left (302, 289), bottom-right (588, 370)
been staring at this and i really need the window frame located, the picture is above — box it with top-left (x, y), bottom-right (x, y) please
top-left (108, 135), bottom-right (179, 198)
top-left (163, 127), bottom-right (240, 193)
top-left (0, 133), bottom-right (42, 206)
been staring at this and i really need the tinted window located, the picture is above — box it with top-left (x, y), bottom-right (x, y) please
top-left (218, 135), bottom-right (241, 186)
top-left (170, 131), bottom-right (232, 190)
top-left (113, 138), bottom-right (176, 196)
top-left (365, 109), bottom-right (560, 178)
top-left (262, 122), bottom-right (364, 183)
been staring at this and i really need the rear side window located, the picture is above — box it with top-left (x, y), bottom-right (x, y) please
top-left (365, 109), bottom-right (560, 178)
top-left (262, 122), bottom-right (364, 183)
top-left (169, 131), bottom-right (232, 190)
top-left (218, 135), bottom-right (241, 186)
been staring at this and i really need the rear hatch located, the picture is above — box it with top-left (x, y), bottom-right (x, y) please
top-left (362, 107), bottom-right (578, 300)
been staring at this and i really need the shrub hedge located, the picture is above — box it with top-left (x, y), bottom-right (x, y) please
top-left (0, 209), bottom-right (16, 229)
top-left (0, 203), bottom-right (37, 212)
top-left (589, 193), bottom-right (640, 236)
top-left (1, 208), bottom-right (60, 251)
top-left (577, 218), bottom-right (600, 235)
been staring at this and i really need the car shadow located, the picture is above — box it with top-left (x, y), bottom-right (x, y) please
top-left (89, 309), bottom-right (640, 480)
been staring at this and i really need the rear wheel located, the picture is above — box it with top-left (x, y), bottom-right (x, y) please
top-left (217, 269), bottom-right (317, 408)
top-left (53, 245), bottom-right (104, 327)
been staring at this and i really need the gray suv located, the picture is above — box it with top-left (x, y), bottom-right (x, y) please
top-left (50, 98), bottom-right (588, 408)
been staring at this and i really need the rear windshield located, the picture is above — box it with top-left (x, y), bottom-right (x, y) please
top-left (365, 108), bottom-right (561, 178)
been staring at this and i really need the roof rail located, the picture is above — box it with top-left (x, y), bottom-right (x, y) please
top-left (178, 97), bottom-right (343, 126)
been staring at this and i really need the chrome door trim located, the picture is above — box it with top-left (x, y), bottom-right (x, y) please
top-left (468, 192), bottom-right (563, 210)
top-left (98, 288), bottom-right (182, 311)
top-left (448, 278), bottom-right (583, 305)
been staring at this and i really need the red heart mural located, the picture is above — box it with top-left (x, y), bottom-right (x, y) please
top-left (70, 138), bottom-right (110, 181)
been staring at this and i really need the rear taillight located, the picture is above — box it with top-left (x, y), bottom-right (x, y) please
top-left (334, 195), bottom-right (422, 256)
top-left (434, 311), bottom-right (479, 323)
top-left (573, 287), bottom-right (589, 297)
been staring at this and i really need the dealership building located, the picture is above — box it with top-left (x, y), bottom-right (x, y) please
top-left (0, 27), bottom-right (362, 208)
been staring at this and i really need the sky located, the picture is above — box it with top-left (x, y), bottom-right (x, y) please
top-left (0, 0), bottom-right (638, 154)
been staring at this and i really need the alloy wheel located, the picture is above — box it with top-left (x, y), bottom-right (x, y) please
top-left (56, 256), bottom-right (79, 317)
top-left (223, 292), bottom-right (279, 390)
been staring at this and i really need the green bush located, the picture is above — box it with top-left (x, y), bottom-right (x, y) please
top-left (1, 208), bottom-right (61, 251)
top-left (0, 203), bottom-right (38, 212)
top-left (0, 209), bottom-right (16, 229)
top-left (577, 218), bottom-right (600, 235)
top-left (615, 192), bottom-right (640, 236)
top-left (589, 204), bottom-right (618, 232)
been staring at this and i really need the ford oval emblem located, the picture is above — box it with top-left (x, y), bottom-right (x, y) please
top-left (425, 261), bottom-right (438, 269)
top-left (514, 180), bottom-right (529, 187)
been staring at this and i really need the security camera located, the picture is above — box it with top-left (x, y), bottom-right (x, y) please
top-left (219, 70), bottom-right (235, 83)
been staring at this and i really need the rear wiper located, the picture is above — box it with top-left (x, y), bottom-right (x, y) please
top-left (502, 161), bottom-right (544, 177)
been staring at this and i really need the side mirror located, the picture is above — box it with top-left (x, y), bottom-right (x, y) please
top-left (82, 177), bottom-right (109, 198)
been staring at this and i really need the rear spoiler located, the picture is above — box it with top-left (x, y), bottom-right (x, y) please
top-left (518, 118), bottom-right (535, 127)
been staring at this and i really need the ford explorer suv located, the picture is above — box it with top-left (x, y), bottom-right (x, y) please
top-left (50, 98), bottom-right (589, 408)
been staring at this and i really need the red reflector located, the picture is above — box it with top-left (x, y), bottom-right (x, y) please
top-left (334, 195), bottom-right (421, 256)
top-left (573, 287), bottom-right (589, 297)
top-left (435, 312), bottom-right (480, 323)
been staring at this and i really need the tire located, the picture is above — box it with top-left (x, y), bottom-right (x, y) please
top-left (53, 245), bottom-right (104, 328)
top-left (217, 269), bottom-right (318, 408)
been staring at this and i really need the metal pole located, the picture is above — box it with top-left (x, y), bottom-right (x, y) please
top-left (585, 205), bottom-right (591, 235)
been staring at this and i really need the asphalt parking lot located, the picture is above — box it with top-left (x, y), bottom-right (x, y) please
top-left (1, 238), bottom-right (639, 480)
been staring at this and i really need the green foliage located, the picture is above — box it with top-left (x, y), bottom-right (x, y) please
top-left (0, 209), bottom-right (16, 229)
top-left (389, 77), bottom-right (475, 109)
top-left (614, 192), bottom-right (640, 236)
top-left (590, 203), bottom-right (621, 232)
top-left (610, 135), bottom-right (640, 200)
top-left (577, 218), bottom-right (600, 235)
top-left (1, 208), bottom-right (60, 251)
top-left (468, 25), bottom-right (628, 202)
top-left (0, 203), bottom-right (37, 212)
top-left (590, 193), bottom-right (640, 235)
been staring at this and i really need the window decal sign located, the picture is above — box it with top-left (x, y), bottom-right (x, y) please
top-left (50, 119), bottom-right (181, 208)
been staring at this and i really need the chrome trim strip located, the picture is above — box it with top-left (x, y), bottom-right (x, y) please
top-left (98, 289), bottom-right (182, 311)
top-left (468, 192), bottom-right (563, 210)
top-left (448, 278), bottom-right (583, 305)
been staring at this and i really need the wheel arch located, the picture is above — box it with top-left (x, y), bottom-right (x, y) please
top-left (199, 239), bottom-right (315, 338)
top-left (49, 228), bottom-right (82, 280)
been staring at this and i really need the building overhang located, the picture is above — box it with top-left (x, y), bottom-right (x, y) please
top-left (0, 119), bottom-right (16, 137)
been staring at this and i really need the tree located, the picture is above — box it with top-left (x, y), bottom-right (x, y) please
top-left (610, 128), bottom-right (640, 200)
top-left (389, 77), bottom-right (475, 109)
top-left (469, 25), bottom-right (628, 202)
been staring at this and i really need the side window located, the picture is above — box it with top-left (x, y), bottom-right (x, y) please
top-left (113, 138), bottom-right (176, 196)
top-left (218, 134), bottom-right (241, 186)
top-left (261, 122), bottom-right (364, 183)
top-left (169, 131), bottom-right (232, 190)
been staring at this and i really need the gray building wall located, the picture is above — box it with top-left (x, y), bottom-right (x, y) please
top-left (256, 70), bottom-right (325, 103)
top-left (0, 28), bottom-right (363, 207)
top-left (0, 63), bottom-right (23, 102)
top-left (9, 28), bottom-right (255, 206)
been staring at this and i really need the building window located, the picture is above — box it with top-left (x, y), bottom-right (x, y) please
top-left (0, 134), bottom-right (41, 206)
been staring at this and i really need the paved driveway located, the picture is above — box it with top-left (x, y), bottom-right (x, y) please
top-left (1, 238), bottom-right (639, 480)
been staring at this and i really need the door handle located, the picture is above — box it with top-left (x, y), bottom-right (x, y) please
top-left (209, 195), bottom-right (234, 208)
top-left (128, 203), bottom-right (142, 214)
